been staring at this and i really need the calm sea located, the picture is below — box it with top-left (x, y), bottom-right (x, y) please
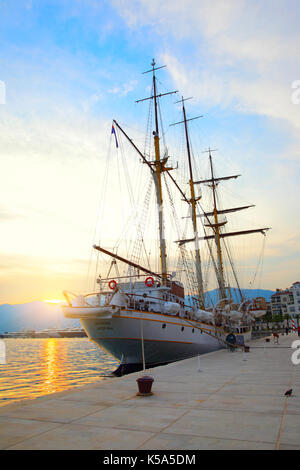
top-left (0, 338), bottom-right (118, 407)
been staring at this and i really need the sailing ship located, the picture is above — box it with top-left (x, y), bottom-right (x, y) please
top-left (62, 60), bottom-right (270, 375)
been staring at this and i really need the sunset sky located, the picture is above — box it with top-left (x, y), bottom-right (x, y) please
top-left (1, 0), bottom-right (300, 304)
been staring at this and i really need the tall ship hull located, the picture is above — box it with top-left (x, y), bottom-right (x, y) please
top-left (81, 313), bottom-right (251, 374)
top-left (63, 279), bottom-right (252, 375)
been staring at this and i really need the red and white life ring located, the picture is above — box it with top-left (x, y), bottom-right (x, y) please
top-left (145, 277), bottom-right (154, 287)
top-left (108, 280), bottom-right (117, 290)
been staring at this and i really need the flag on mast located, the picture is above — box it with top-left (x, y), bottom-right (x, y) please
top-left (111, 124), bottom-right (119, 148)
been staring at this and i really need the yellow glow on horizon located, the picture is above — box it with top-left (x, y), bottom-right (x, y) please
top-left (44, 299), bottom-right (63, 304)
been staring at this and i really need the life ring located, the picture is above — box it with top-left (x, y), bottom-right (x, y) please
top-left (145, 277), bottom-right (154, 287)
top-left (108, 280), bottom-right (117, 290)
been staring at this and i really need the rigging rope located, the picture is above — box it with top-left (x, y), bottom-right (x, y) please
top-left (158, 98), bottom-right (167, 154)
top-left (163, 173), bottom-right (198, 304)
top-left (87, 129), bottom-right (112, 292)
top-left (144, 83), bottom-right (154, 159)
top-left (222, 239), bottom-right (243, 303)
top-left (249, 234), bottom-right (267, 292)
top-left (128, 175), bottom-right (153, 274)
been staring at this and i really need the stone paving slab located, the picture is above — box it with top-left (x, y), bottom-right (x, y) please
top-left (7, 423), bottom-right (154, 450)
top-left (138, 432), bottom-right (274, 450)
top-left (0, 332), bottom-right (299, 450)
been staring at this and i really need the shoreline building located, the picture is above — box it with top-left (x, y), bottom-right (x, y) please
top-left (270, 282), bottom-right (300, 319)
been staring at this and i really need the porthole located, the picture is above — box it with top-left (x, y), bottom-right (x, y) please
top-left (192, 328), bottom-right (195, 333)
top-left (181, 326), bottom-right (184, 332)
top-left (162, 324), bottom-right (166, 329)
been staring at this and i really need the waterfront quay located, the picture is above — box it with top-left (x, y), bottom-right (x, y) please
top-left (0, 333), bottom-right (299, 450)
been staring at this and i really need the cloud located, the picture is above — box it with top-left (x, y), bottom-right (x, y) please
top-left (113, 0), bottom-right (300, 131)
top-left (108, 79), bottom-right (138, 96)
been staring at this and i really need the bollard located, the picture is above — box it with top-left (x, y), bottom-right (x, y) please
top-left (136, 375), bottom-right (154, 396)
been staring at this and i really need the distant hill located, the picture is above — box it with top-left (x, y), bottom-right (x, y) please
top-left (203, 288), bottom-right (274, 307)
top-left (0, 301), bottom-right (80, 333)
top-left (0, 288), bottom-right (274, 333)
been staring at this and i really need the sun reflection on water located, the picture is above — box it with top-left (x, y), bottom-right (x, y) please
top-left (41, 339), bottom-right (62, 395)
top-left (0, 338), bottom-right (118, 407)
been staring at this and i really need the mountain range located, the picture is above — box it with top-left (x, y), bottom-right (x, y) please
top-left (203, 288), bottom-right (274, 307)
top-left (0, 301), bottom-right (80, 333)
top-left (0, 288), bottom-right (274, 333)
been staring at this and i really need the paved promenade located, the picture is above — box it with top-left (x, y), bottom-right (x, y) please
top-left (1, 333), bottom-right (299, 450)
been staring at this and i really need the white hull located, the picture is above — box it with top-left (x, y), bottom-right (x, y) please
top-left (78, 308), bottom-right (251, 369)
top-left (63, 305), bottom-right (116, 319)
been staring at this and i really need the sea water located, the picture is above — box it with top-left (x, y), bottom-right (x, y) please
top-left (0, 338), bottom-right (118, 407)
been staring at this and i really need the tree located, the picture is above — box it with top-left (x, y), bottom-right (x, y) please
top-left (273, 313), bottom-right (283, 326)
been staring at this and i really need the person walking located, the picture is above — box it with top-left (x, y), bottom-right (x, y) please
top-left (273, 331), bottom-right (279, 344)
top-left (298, 325), bottom-right (300, 337)
top-left (285, 326), bottom-right (289, 335)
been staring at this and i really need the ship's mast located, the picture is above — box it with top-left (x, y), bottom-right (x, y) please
top-left (152, 62), bottom-right (167, 284)
top-left (171, 97), bottom-right (205, 308)
top-left (194, 150), bottom-right (270, 302)
top-left (136, 59), bottom-right (178, 285)
top-left (206, 148), bottom-right (227, 300)
top-left (177, 150), bottom-right (270, 302)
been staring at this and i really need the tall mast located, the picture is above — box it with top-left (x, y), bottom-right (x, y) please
top-left (152, 60), bottom-right (167, 284)
top-left (195, 149), bottom-right (270, 302)
top-left (136, 59), bottom-right (178, 285)
top-left (172, 97), bottom-right (205, 308)
top-left (206, 148), bottom-right (226, 300)
top-left (177, 150), bottom-right (270, 301)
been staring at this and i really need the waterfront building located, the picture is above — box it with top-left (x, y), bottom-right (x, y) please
top-left (270, 281), bottom-right (300, 319)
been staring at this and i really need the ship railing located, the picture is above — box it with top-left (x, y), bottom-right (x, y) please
top-left (63, 290), bottom-right (107, 307)
top-left (212, 297), bottom-right (232, 314)
top-left (64, 289), bottom-right (200, 320)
